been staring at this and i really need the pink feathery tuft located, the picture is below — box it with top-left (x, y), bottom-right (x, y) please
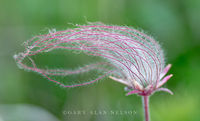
top-left (14, 23), bottom-right (172, 96)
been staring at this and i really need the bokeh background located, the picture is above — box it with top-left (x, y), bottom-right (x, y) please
top-left (0, 0), bottom-right (200, 121)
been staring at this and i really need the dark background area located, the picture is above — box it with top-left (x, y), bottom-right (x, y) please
top-left (0, 0), bottom-right (200, 121)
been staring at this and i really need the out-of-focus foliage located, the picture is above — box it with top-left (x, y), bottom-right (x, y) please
top-left (0, 0), bottom-right (199, 121)
top-left (0, 104), bottom-right (59, 121)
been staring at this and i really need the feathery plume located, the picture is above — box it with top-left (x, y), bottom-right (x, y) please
top-left (14, 23), bottom-right (173, 121)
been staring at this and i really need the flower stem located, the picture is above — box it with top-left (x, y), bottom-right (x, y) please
top-left (143, 96), bottom-right (150, 121)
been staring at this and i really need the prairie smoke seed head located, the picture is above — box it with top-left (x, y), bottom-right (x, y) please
top-left (14, 23), bottom-right (173, 96)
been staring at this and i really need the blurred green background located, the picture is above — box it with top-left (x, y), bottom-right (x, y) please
top-left (0, 0), bottom-right (200, 121)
